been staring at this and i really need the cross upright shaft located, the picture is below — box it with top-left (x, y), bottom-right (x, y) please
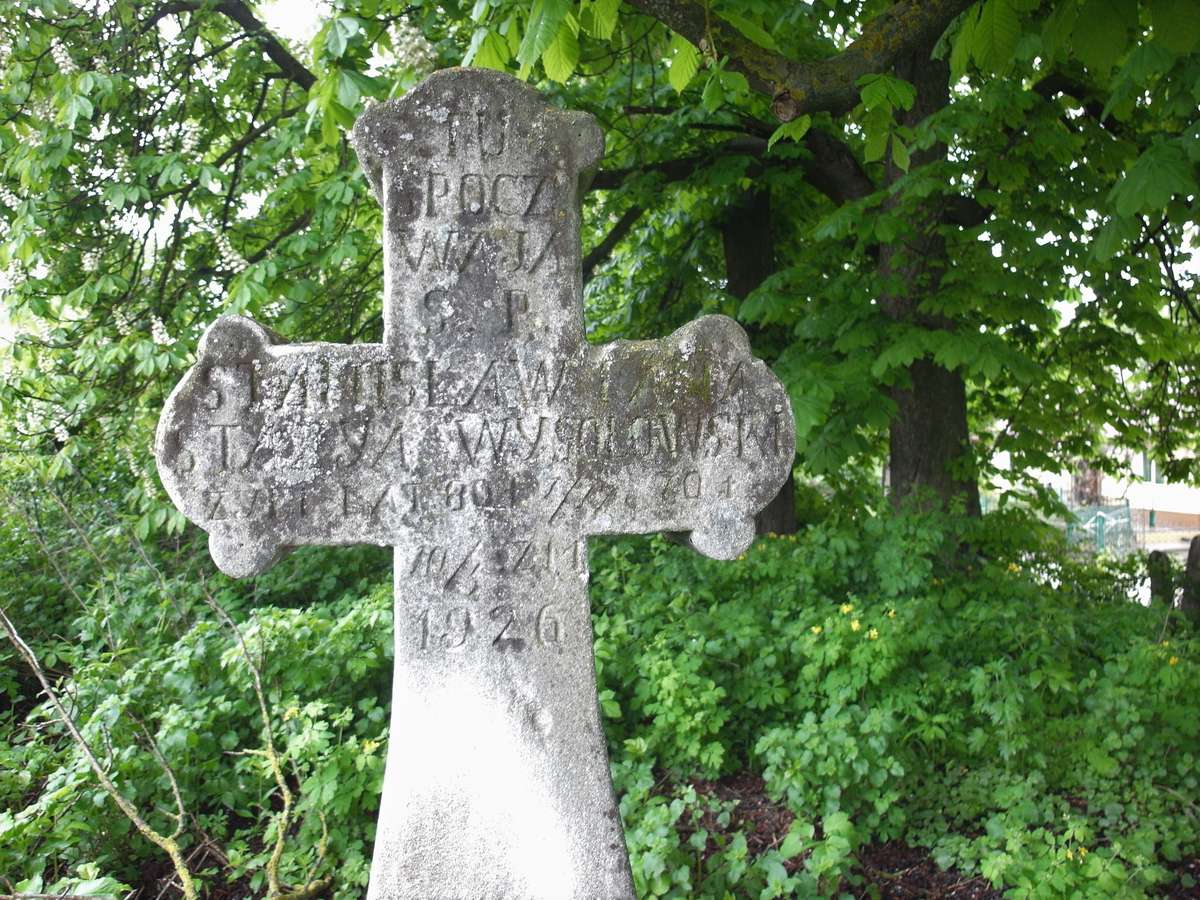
top-left (156, 69), bottom-right (794, 899)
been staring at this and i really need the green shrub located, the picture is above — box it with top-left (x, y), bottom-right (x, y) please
top-left (592, 505), bottom-right (1200, 897)
top-left (3, 483), bottom-right (1198, 898)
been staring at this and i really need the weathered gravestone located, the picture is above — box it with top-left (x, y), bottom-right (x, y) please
top-left (156, 68), bottom-right (795, 899)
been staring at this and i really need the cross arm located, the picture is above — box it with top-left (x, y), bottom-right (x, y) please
top-left (156, 315), bottom-right (404, 576)
top-left (572, 315), bottom-right (794, 559)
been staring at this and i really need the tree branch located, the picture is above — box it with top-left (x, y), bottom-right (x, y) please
top-left (214, 0), bottom-right (315, 90)
top-left (0, 607), bottom-right (198, 900)
top-left (584, 206), bottom-right (644, 281)
top-left (142, 0), bottom-right (316, 90)
top-left (590, 137), bottom-right (768, 190)
top-left (943, 194), bottom-right (990, 227)
top-left (246, 210), bottom-right (314, 264)
top-left (1033, 71), bottom-right (1111, 128)
top-left (590, 128), bottom-right (981, 224)
top-left (624, 0), bottom-right (975, 120)
top-left (798, 127), bottom-right (874, 205)
top-left (215, 104), bottom-right (303, 169)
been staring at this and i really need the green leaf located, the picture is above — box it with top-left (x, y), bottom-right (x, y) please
top-left (477, 30), bottom-right (511, 70)
top-left (463, 26), bottom-right (489, 64)
top-left (465, 25), bottom-right (513, 69)
top-left (516, 0), bottom-right (570, 67)
top-left (1091, 216), bottom-right (1139, 260)
top-left (599, 689), bottom-right (621, 718)
top-left (73, 877), bottom-right (130, 896)
top-left (1150, 0), bottom-right (1200, 54)
top-left (1072, 0), bottom-right (1135, 74)
top-left (972, 0), bottom-right (1020, 72)
top-left (950, 6), bottom-right (979, 79)
top-left (336, 71), bottom-right (360, 108)
top-left (668, 33), bottom-right (700, 93)
top-left (63, 93), bottom-right (93, 129)
top-left (1041, 1), bottom-right (1079, 61)
top-left (326, 16), bottom-right (360, 59)
top-left (717, 12), bottom-right (778, 51)
top-left (862, 107), bottom-right (892, 163)
top-left (592, 0), bottom-right (620, 40)
top-left (1086, 745), bottom-right (1118, 777)
top-left (504, 13), bottom-right (522, 56)
top-left (1108, 142), bottom-right (1195, 217)
top-left (858, 74), bottom-right (916, 112)
top-left (891, 134), bottom-right (911, 172)
top-left (779, 821), bottom-right (814, 858)
top-left (701, 72), bottom-right (724, 111)
top-left (767, 115), bottom-right (811, 151)
top-left (864, 127), bottom-right (889, 162)
top-left (542, 23), bottom-right (579, 82)
top-left (718, 69), bottom-right (749, 100)
top-left (321, 108), bottom-right (340, 147)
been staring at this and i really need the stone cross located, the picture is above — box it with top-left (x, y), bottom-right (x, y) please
top-left (156, 68), bottom-right (794, 899)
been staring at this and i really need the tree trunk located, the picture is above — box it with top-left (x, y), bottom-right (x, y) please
top-left (877, 42), bottom-right (981, 516)
top-left (723, 188), bottom-right (798, 535)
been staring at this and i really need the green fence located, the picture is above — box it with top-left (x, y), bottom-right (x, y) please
top-left (1065, 499), bottom-right (1138, 557)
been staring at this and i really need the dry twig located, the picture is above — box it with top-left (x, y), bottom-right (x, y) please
top-left (0, 606), bottom-right (197, 900)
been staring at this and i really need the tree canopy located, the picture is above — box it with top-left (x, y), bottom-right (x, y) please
top-left (2, 0), bottom-right (1199, 527)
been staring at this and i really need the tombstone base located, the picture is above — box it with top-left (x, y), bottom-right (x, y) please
top-left (367, 549), bottom-right (635, 900)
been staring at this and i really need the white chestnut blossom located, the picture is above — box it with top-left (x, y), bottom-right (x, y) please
top-left (214, 230), bottom-right (245, 271)
top-left (150, 316), bottom-right (172, 346)
top-left (50, 40), bottom-right (78, 75)
top-left (113, 308), bottom-right (134, 336)
top-left (393, 19), bottom-right (434, 74)
top-left (179, 124), bottom-right (201, 154)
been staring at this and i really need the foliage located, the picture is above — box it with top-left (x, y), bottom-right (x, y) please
top-left (595, 503), bottom-right (1200, 897)
top-left (1, 0), bottom-right (1198, 528)
top-left (4, 473), bottom-right (1200, 897)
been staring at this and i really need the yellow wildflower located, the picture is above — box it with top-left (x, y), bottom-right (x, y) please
top-left (850, 619), bottom-right (862, 632)
top-left (1066, 848), bottom-right (1074, 861)
top-left (886, 609), bottom-right (896, 619)
top-left (283, 706), bottom-right (300, 722)
top-left (811, 625), bottom-right (822, 635)
top-left (840, 603), bottom-right (854, 614)
top-left (363, 739), bottom-right (380, 755)
top-left (1078, 846), bottom-right (1088, 859)
top-left (1007, 562), bottom-right (1020, 573)
top-left (1169, 656), bottom-right (1179, 666)
top-left (867, 628), bottom-right (879, 640)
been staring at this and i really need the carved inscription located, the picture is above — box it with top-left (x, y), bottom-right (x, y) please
top-left (389, 171), bottom-right (559, 221)
top-left (408, 538), bottom-right (587, 595)
top-left (194, 352), bottom-right (772, 414)
top-left (173, 342), bottom-right (786, 533)
top-left (416, 603), bottom-right (565, 654)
